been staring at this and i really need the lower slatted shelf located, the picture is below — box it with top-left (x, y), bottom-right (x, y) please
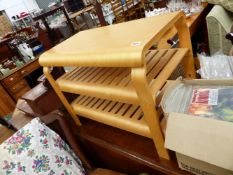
top-left (71, 95), bottom-right (151, 138)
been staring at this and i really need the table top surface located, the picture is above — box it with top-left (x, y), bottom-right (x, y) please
top-left (39, 11), bottom-right (183, 67)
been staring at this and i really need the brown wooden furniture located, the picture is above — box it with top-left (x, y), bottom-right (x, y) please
top-left (35, 22), bottom-right (53, 50)
top-left (33, 5), bottom-right (75, 45)
top-left (145, 2), bottom-right (210, 38)
top-left (125, 0), bottom-right (136, 20)
top-left (0, 83), bottom-right (15, 117)
top-left (63, 0), bottom-right (86, 13)
top-left (0, 57), bottom-right (41, 118)
top-left (69, 5), bottom-right (95, 31)
top-left (77, 118), bottom-right (194, 175)
top-left (40, 12), bottom-right (195, 160)
top-left (20, 82), bottom-right (63, 116)
top-left (0, 42), bottom-right (16, 61)
top-left (111, 0), bottom-right (127, 23)
top-left (0, 27), bottom-right (38, 67)
top-left (0, 32), bottom-right (44, 117)
top-left (151, 0), bottom-right (199, 8)
top-left (0, 26), bottom-right (52, 63)
top-left (1, 58), bottom-right (40, 101)
top-left (134, 0), bottom-right (145, 19)
top-left (16, 67), bottom-right (66, 117)
top-left (93, 0), bottom-right (107, 26)
top-left (3, 27), bottom-right (34, 39)
top-left (0, 24), bottom-right (55, 117)
top-left (185, 2), bottom-right (211, 37)
top-left (124, 0), bottom-right (144, 20)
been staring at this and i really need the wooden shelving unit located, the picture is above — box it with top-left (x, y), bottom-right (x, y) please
top-left (39, 11), bottom-right (195, 160)
top-left (13, 15), bottom-right (32, 30)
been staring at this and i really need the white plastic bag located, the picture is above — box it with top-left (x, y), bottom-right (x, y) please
top-left (197, 53), bottom-right (233, 79)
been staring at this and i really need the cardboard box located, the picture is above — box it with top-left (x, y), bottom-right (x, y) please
top-left (161, 79), bottom-right (233, 175)
top-left (176, 153), bottom-right (232, 175)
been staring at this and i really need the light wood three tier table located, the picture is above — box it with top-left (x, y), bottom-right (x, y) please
top-left (39, 11), bottom-right (195, 160)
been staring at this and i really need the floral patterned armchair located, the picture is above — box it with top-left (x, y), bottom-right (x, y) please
top-left (0, 111), bottom-right (126, 175)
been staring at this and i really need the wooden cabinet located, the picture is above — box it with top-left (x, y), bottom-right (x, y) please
top-left (8, 79), bottom-right (29, 94)
top-left (13, 16), bottom-right (32, 30)
top-left (8, 79), bottom-right (31, 100)
top-left (1, 59), bottom-right (40, 101)
top-left (0, 58), bottom-right (41, 116)
top-left (2, 71), bottom-right (22, 87)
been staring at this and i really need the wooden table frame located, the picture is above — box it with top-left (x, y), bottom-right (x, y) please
top-left (40, 12), bottom-right (195, 160)
top-left (33, 5), bottom-right (75, 45)
top-left (69, 5), bottom-right (95, 31)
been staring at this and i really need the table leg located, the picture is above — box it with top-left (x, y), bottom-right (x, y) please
top-left (175, 15), bottom-right (196, 79)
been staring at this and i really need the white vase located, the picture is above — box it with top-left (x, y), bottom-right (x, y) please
top-left (17, 43), bottom-right (35, 62)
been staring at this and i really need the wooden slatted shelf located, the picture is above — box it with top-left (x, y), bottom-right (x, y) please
top-left (41, 12), bottom-right (196, 160)
top-left (71, 95), bottom-right (151, 138)
top-left (57, 48), bottom-right (188, 104)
